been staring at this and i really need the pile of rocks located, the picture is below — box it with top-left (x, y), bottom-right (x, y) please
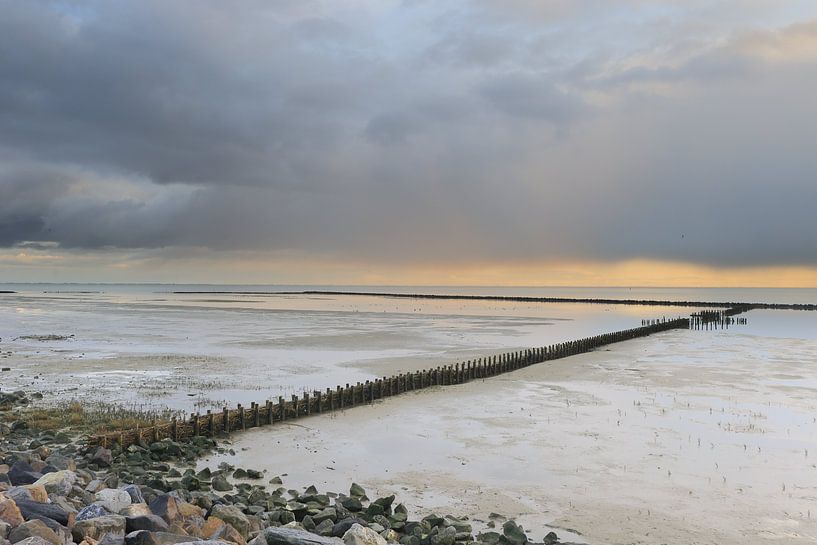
top-left (1, 395), bottom-right (570, 545)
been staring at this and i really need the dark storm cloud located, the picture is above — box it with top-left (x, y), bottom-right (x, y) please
top-left (2, 0), bottom-right (817, 267)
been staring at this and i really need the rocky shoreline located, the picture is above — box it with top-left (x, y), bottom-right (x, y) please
top-left (1, 392), bottom-right (576, 545)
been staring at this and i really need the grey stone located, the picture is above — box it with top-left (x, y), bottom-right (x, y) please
top-left (209, 505), bottom-right (249, 538)
top-left (263, 527), bottom-right (343, 545)
top-left (96, 489), bottom-right (133, 514)
top-left (8, 520), bottom-right (60, 545)
top-left (342, 525), bottom-right (386, 545)
top-left (77, 504), bottom-right (110, 522)
top-left (8, 462), bottom-right (41, 487)
top-left (500, 522), bottom-right (526, 545)
top-left (72, 514), bottom-right (126, 542)
top-left (331, 520), bottom-right (367, 539)
top-left (10, 538), bottom-right (53, 545)
top-left (122, 485), bottom-right (145, 504)
top-left (91, 448), bottom-right (113, 468)
top-left (13, 500), bottom-right (71, 527)
top-left (124, 531), bottom-right (197, 545)
top-left (210, 475), bottom-right (232, 492)
top-left (125, 515), bottom-right (169, 533)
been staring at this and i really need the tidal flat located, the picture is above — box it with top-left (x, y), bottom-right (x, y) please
top-left (2, 289), bottom-right (817, 543)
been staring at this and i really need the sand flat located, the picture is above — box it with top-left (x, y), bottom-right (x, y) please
top-left (202, 320), bottom-right (817, 545)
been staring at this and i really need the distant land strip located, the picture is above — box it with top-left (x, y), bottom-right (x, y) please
top-left (172, 290), bottom-right (817, 311)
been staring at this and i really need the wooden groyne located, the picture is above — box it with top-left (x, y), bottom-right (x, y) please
top-left (89, 318), bottom-right (688, 449)
top-left (285, 291), bottom-right (816, 311)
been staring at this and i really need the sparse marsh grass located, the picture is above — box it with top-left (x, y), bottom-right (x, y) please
top-left (4, 399), bottom-right (183, 434)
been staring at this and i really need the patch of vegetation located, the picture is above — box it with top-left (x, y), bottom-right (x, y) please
top-left (3, 399), bottom-right (183, 434)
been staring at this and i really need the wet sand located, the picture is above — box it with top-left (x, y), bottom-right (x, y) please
top-left (201, 324), bottom-right (817, 545)
top-left (0, 291), bottom-right (695, 411)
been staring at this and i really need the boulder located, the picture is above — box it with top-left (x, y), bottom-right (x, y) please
top-left (125, 516), bottom-right (169, 534)
top-left (331, 520), bottom-right (367, 539)
top-left (262, 527), bottom-right (343, 545)
top-left (1, 521), bottom-right (11, 539)
top-left (77, 505), bottom-right (110, 522)
top-left (208, 506), bottom-right (248, 539)
top-left (210, 476), bottom-right (231, 493)
top-left (8, 464), bottom-right (40, 487)
top-left (72, 515), bottom-right (126, 543)
top-left (342, 525), bottom-right (385, 545)
top-left (43, 457), bottom-right (75, 473)
top-left (0, 497), bottom-right (24, 528)
top-left (33, 472), bottom-right (76, 497)
top-left (95, 490), bottom-right (132, 514)
top-left (202, 518), bottom-right (245, 545)
top-left (147, 497), bottom-right (177, 525)
top-left (121, 487), bottom-right (144, 505)
top-left (120, 506), bottom-right (152, 519)
top-left (98, 534), bottom-right (126, 545)
top-left (123, 531), bottom-right (196, 545)
top-left (8, 520), bottom-right (60, 545)
top-left (90, 450), bottom-right (113, 469)
top-left (348, 486), bottom-right (365, 499)
top-left (11, 537), bottom-right (53, 545)
top-left (14, 499), bottom-right (72, 527)
top-left (500, 522), bottom-right (526, 545)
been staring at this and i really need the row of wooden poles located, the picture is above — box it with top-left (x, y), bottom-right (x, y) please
top-left (689, 306), bottom-right (751, 330)
top-left (90, 318), bottom-right (690, 449)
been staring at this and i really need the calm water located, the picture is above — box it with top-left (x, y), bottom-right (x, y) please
top-left (3, 283), bottom-right (817, 304)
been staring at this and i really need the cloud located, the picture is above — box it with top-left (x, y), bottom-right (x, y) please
top-left (1, 0), bottom-right (817, 275)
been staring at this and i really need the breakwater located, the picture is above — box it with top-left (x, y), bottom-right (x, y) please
top-left (289, 291), bottom-right (817, 311)
top-left (90, 318), bottom-right (689, 449)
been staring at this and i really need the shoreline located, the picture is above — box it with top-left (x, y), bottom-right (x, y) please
top-left (1, 391), bottom-right (579, 545)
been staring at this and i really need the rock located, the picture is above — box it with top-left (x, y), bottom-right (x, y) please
top-left (262, 527), bottom-right (344, 545)
top-left (11, 537), bottom-right (53, 545)
top-left (0, 521), bottom-right (10, 539)
top-left (98, 534), bottom-right (126, 545)
top-left (348, 486), bottom-right (365, 499)
top-left (125, 516), bottom-right (169, 534)
top-left (147, 497), bottom-right (178, 525)
top-left (331, 520), bottom-right (367, 539)
top-left (8, 520), bottom-right (60, 545)
top-left (475, 532), bottom-right (500, 545)
top-left (208, 520), bottom-right (245, 545)
top-left (123, 531), bottom-right (196, 545)
top-left (314, 520), bottom-right (334, 538)
top-left (120, 506), bottom-right (152, 519)
top-left (13, 499), bottom-right (72, 527)
top-left (8, 464), bottom-right (40, 487)
top-left (429, 527), bottom-right (455, 545)
top-left (0, 497), bottom-right (24, 528)
top-left (542, 532), bottom-right (558, 545)
top-left (95, 490), bottom-right (132, 514)
top-left (209, 505), bottom-right (249, 539)
top-left (43, 456), bottom-right (75, 473)
top-left (312, 509), bottom-right (336, 525)
top-left (77, 505), bottom-right (110, 522)
top-left (72, 515), bottom-right (127, 542)
top-left (338, 499), bottom-right (361, 513)
top-left (121, 487), bottom-right (144, 505)
top-left (19, 489), bottom-right (46, 506)
top-left (91, 449), bottom-right (113, 469)
top-left (500, 522), bottom-right (526, 545)
top-left (342, 525), bottom-right (386, 545)
top-left (210, 476), bottom-right (231, 493)
top-left (33, 471), bottom-right (76, 496)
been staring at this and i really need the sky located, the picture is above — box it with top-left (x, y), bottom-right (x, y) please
top-left (2, 0), bottom-right (817, 286)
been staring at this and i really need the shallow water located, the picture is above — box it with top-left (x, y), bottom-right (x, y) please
top-left (201, 310), bottom-right (817, 545)
top-left (0, 290), bottom-right (699, 412)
